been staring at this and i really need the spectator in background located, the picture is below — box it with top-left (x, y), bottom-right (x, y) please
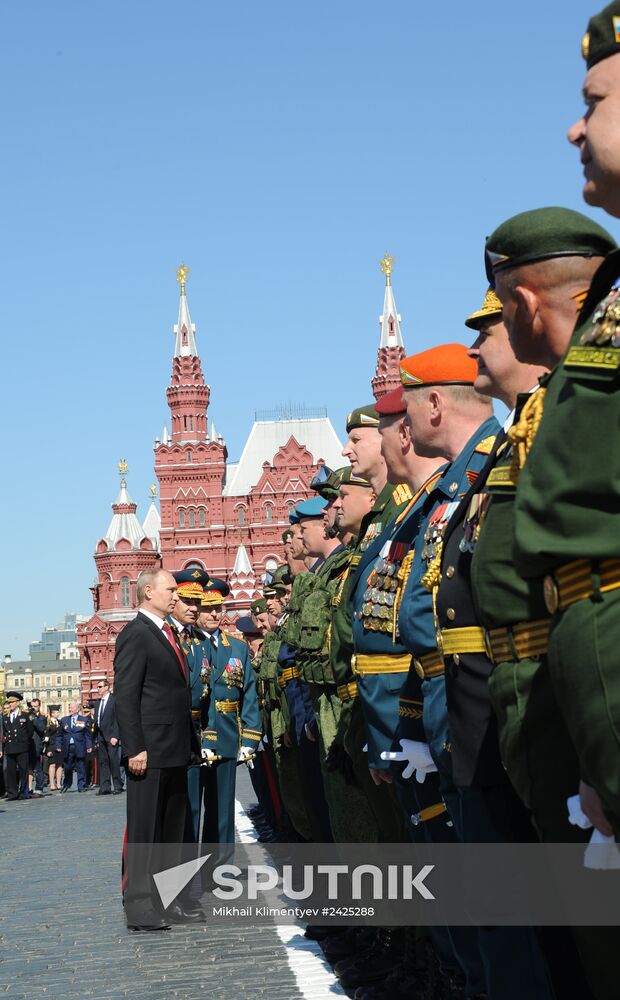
top-left (56, 700), bottom-right (92, 793)
top-left (27, 698), bottom-right (47, 797)
top-left (94, 679), bottom-right (124, 795)
top-left (43, 707), bottom-right (63, 791)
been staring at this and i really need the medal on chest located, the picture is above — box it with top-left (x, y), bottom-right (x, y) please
top-left (359, 521), bottom-right (382, 552)
top-left (459, 493), bottom-right (491, 553)
top-left (422, 502), bottom-right (458, 563)
top-left (362, 539), bottom-right (408, 633)
top-left (580, 282), bottom-right (620, 347)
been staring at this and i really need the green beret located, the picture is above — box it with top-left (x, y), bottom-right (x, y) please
top-left (485, 207), bottom-right (617, 284)
top-left (339, 467), bottom-right (371, 488)
top-left (582, 2), bottom-right (620, 68)
top-left (251, 598), bottom-right (268, 616)
top-left (345, 404), bottom-right (380, 433)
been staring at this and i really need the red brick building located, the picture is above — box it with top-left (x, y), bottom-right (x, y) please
top-left (78, 260), bottom-right (405, 697)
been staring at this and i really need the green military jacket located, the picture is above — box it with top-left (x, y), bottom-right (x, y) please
top-left (513, 250), bottom-right (620, 576)
top-left (471, 394), bottom-right (549, 629)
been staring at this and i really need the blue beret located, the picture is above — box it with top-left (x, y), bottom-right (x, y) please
top-left (296, 496), bottom-right (328, 519)
top-left (235, 615), bottom-right (261, 637)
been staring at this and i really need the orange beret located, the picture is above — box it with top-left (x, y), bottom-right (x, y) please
top-left (375, 387), bottom-right (406, 416)
top-left (400, 344), bottom-right (477, 388)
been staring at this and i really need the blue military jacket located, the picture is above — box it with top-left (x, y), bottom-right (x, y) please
top-left (396, 416), bottom-right (500, 742)
top-left (55, 714), bottom-right (93, 758)
top-left (200, 629), bottom-right (262, 759)
top-left (348, 468), bottom-right (446, 768)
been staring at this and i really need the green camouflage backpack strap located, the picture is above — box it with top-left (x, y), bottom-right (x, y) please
top-left (258, 630), bottom-right (283, 708)
top-left (284, 572), bottom-right (317, 649)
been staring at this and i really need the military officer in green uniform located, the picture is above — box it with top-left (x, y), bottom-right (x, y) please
top-left (482, 208), bottom-right (620, 1000)
top-left (484, 205), bottom-right (619, 836)
top-left (507, 5), bottom-right (620, 842)
top-left (286, 465), bottom-right (379, 843)
top-left (256, 560), bottom-right (313, 842)
top-left (169, 568), bottom-right (211, 841)
top-left (198, 578), bottom-right (262, 847)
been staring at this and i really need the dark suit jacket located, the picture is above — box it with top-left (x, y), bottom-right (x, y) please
top-left (94, 694), bottom-right (121, 743)
top-left (113, 610), bottom-right (197, 768)
top-left (55, 715), bottom-right (93, 759)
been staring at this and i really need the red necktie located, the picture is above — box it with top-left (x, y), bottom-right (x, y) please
top-left (162, 622), bottom-right (188, 681)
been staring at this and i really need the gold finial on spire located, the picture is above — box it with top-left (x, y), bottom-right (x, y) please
top-left (118, 458), bottom-right (128, 488)
top-left (379, 254), bottom-right (395, 286)
top-left (176, 262), bottom-right (190, 295)
top-left (150, 483), bottom-right (158, 497)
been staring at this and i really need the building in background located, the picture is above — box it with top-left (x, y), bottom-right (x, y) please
top-left (3, 614), bottom-right (86, 712)
top-left (77, 257), bottom-right (406, 690)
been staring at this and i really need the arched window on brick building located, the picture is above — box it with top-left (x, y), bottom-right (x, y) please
top-left (120, 577), bottom-right (130, 607)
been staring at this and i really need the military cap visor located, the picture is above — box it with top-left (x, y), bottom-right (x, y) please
top-left (173, 567), bottom-right (210, 599)
top-left (582, 2), bottom-right (620, 69)
top-left (345, 404), bottom-right (380, 433)
top-left (485, 207), bottom-right (617, 286)
top-left (201, 577), bottom-right (230, 606)
top-left (464, 288), bottom-right (503, 330)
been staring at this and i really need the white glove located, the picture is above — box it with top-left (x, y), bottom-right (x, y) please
top-left (567, 793), bottom-right (620, 870)
top-left (381, 739), bottom-right (438, 782)
top-left (201, 748), bottom-right (218, 765)
top-left (237, 745), bottom-right (255, 764)
top-left (567, 793), bottom-right (591, 829)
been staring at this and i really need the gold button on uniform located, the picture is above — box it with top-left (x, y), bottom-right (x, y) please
top-left (447, 608), bottom-right (456, 621)
top-left (446, 566), bottom-right (455, 579)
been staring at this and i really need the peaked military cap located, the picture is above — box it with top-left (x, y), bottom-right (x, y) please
top-left (235, 615), bottom-right (261, 638)
top-left (173, 567), bottom-right (210, 599)
top-left (5, 691), bottom-right (23, 703)
top-left (400, 344), bottom-right (477, 387)
top-left (250, 597), bottom-right (268, 616)
top-left (345, 404), bottom-right (380, 433)
top-left (296, 496), bottom-right (328, 519)
top-left (465, 288), bottom-right (503, 330)
top-left (375, 387), bottom-right (407, 416)
top-left (485, 207), bottom-right (616, 284)
top-left (582, 2), bottom-right (620, 68)
top-left (201, 577), bottom-right (230, 607)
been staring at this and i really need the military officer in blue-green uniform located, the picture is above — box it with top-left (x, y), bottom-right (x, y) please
top-left (169, 568), bottom-right (211, 841)
top-left (198, 578), bottom-right (262, 847)
top-left (347, 363), bottom-right (490, 999)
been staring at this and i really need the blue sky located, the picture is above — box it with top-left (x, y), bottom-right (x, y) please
top-left (1, 1), bottom-right (613, 656)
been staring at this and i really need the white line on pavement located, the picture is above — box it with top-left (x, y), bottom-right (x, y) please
top-left (234, 798), bottom-right (347, 999)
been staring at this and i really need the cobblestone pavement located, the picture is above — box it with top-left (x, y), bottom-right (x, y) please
top-left (0, 773), bottom-right (342, 1000)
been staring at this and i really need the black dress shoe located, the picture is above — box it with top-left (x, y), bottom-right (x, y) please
top-left (127, 918), bottom-right (171, 932)
top-left (97, 790), bottom-right (111, 796)
top-left (165, 902), bottom-right (206, 923)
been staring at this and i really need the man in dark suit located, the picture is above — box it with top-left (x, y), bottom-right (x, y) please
top-left (55, 700), bottom-right (93, 792)
top-left (114, 568), bottom-right (201, 932)
top-left (94, 679), bottom-right (124, 795)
